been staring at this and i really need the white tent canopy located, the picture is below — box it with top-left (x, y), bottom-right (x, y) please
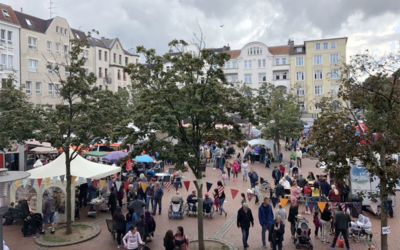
top-left (247, 139), bottom-right (277, 157)
top-left (30, 146), bottom-right (58, 154)
top-left (27, 152), bottom-right (121, 180)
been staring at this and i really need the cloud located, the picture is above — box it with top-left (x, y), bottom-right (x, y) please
top-left (3, 0), bottom-right (400, 58)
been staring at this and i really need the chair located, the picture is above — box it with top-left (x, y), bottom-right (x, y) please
top-left (106, 219), bottom-right (116, 241)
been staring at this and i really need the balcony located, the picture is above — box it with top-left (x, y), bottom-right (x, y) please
top-left (272, 64), bottom-right (290, 71)
top-left (223, 67), bottom-right (238, 74)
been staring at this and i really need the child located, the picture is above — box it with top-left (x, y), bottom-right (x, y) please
top-left (254, 181), bottom-right (260, 205)
top-left (213, 188), bottom-right (220, 212)
top-left (240, 193), bottom-right (246, 205)
top-left (123, 225), bottom-right (144, 250)
top-left (313, 211), bottom-right (321, 238)
top-left (222, 171), bottom-right (228, 186)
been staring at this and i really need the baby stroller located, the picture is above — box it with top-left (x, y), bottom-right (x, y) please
top-left (294, 217), bottom-right (313, 249)
top-left (21, 213), bottom-right (43, 237)
top-left (350, 214), bottom-right (373, 242)
top-left (168, 201), bottom-right (184, 219)
top-left (260, 177), bottom-right (271, 191)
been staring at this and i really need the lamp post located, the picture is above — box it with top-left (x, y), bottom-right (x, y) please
top-left (0, 168), bottom-right (30, 250)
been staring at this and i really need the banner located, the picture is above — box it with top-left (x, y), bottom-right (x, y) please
top-left (116, 181), bottom-right (122, 191)
top-left (165, 181), bottom-right (171, 192)
top-left (45, 177), bottom-right (50, 186)
top-left (52, 176), bottom-right (58, 185)
top-left (100, 180), bottom-right (106, 190)
top-left (30, 179), bottom-right (34, 187)
top-left (126, 160), bottom-right (132, 171)
top-left (271, 197), bottom-right (278, 208)
top-left (206, 182), bottom-right (213, 192)
top-left (37, 178), bottom-right (42, 187)
top-left (70, 175), bottom-right (77, 184)
top-left (78, 177), bottom-right (84, 186)
top-left (317, 201), bottom-right (327, 212)
top-left (22, 179), bottom-right (28, 188)
top-left (279, 198), bottom-right (289, 208)
top-left (86, 178), bottom-right (91, 186)
top-left (60, 175), bottom-right (65, 184)
top-left (15, 180), bottom-right (21, 187)
top-left (183, 181), bottom-right (190, 192)
top-left (231, 189), bottom-right (239, 200)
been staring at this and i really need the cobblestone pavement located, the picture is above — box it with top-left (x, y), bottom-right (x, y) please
top-left (3, 143), bottom-right (399, 250)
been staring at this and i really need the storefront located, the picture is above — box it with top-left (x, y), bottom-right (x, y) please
top-left (0, 142), bottom-right (27, 171)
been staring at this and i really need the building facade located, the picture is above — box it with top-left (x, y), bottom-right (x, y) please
top-left (0, 4), bottom-right (20, 87)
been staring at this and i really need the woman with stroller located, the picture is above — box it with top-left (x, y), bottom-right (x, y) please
top-left (269, 215), bottom-right (285, 250)
top-left (288, 203), bottom-right (299, 239)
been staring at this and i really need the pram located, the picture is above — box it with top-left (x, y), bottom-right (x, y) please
top-left (294, 217), bottom-right (313, 249)
top-left (260, 177), bottom-right (271, 191)
top-left (21, 213), bottom-right (43, 237)
top-left (350, 214), bottom-right (373, 242)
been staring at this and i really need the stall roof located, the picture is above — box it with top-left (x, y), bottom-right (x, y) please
top-left (30, 147), bottom-right (58, 154)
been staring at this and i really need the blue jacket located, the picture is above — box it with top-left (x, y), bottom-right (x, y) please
top-left (248, 172), bottom-right (259, 184)
top-left (258, 204), bottom-right (274, 226)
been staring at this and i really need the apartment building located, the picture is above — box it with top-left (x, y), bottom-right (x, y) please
top-left (0, 4), bottom-right (20, 87)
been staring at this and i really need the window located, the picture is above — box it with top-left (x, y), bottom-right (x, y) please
top-left (331, 41), bottom-right (337, 49)
top-left (0, 29), bottom-right (5, 43)
top-left (56, 26), bottom-right (59, 33)
top-left (54, 63), bottom-right (59, 74)
top-left (105, 68), bottom-right (108, 78)
top-left (125, 57), bottom-right (128, 66)
top-left (25, 81), bottom-right (31, 94)
top-left (295, 57), bottom-right (304, 66)
top-left (314, 85), bottom-right (323, 95)
top-left (226, 62), bottom-right (231, 69)
top-left (60, 28), bottom-right (63, 34)
top-left (275, 72), bottom-right (280, 80)
top-left (28, 60), bottom-right (38, 72)
top-left (83, 50), bottom-right (89, 59)
top-left (104, 51), bottom-right (108, 61)
top-left (118, 70), bottom-right (121, 80)
top-left (259, 59), bottom-right (266, 67)
top-left (282, 72), bottom-right (287, 80)
top-left (244, 74), bottom-right (252, 83)
top-left (99, 67), bottom-right (102, 78)
top-left (113, 53), bottom-right (116, 63)
top-left (75, 33), bottom-right (80, 39)
top-left (282, 58), bottom-right (287, 65)
top-left (36, 82), bottom-right (41, 94)
top-left (314, 70), bottom-right (323, 80)
top-left (123, 72), bottom-right (126, 81)
top-left (232, 75), bottom-right (238, 82)
top-left (98, 50), bottom-right (102, 60)
top-left (28, 37), bottom-right (37, 49)
top-left (7, 31), bottom-right (11, 44)
top-left (119, 55), bottom-right (122, 65)
top-left (258, 73), bottom-right (266, 82)
top-left (232, 61), bottom-right (237, 68)
top-left (25, 19), bottom-right (32, 26)
top-left (275, 58), bottom-right (280, 65)
top-left (55, 84), bottom-right (60, 95)
top-left (313, 55), bottom-right (322, 65)
top-left (64, 45), bottom-right (68, 55)
top-left (315, 43), bottom-right (321, 50)
top-left (0, 54), bottom-right (5, 67)
top-left (248, 60), bottom-right (252, 69)
top-left (331, 69), bottom-right (340, 79)
top-left (46, 41), bottom-right (51, 53)
top-left (297, 86), bottom-right (305, 96)
top-left (315, 100), bottom-right (321, 110)
top-left (330, 85), bottom-right (339, 95)
top-left (2, 9), bottom-right (10, 18)
top-left (323, 43), bottom-right (328, 49)
top-left (244, 60), bottom-right (248, 69)
top-left (48, 83), bottom-right (53, 95)
top-left (47, 63), bottom-right (53, 74)
top-left (247, 46), bottom-right (262, 55)
top-left (64, 29), bottom-right (67, 35)
top-left (65, 66), bottom-right (70, 77)
top-left (330, 54), bottom-right (339, 64)
top-left (296, 47), bottom-right (303, 52)
top-left (226, 75), bottom-right (232, 82)
top-left (7, 55), bottom-right (12, 69)
top-left (296, 71), bottom-right (304, 81)
top-left (298, 101), bottom-right (305, 110)
top-left (56, 43), bottom-right (60, 54)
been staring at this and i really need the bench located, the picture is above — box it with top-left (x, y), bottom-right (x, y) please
top-left (4, 207), bottom-right (22, 222)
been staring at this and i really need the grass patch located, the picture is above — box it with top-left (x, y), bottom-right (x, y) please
top-left (40, 224), bottom-right (93, 243)
top-left (73, 224), bottom-right (89, 230)
top-left (42, 235), bottom-right (67, 243)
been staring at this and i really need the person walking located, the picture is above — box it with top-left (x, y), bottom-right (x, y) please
top-left (248, 167), bottom-right (259, 189)
top-left (268, 215), bottom-right (285, 250)
top-left (296, 148), bottom-right (302, 168)
top-left (330, 205), bottom-right (351, 250)
top-left (328, 185), bottom-right (341, 202)
top-left (237, 203), bottom-right (254, 250)
top-left (288, 203), bottom-right (299, 239)
top-left (174, 226), bottom-right (190, 250)
top-left (275, 203), bottom-right (287, 225)
top-left (108, 187), bottom-right (117, 217)
top-left (303, 182), bottom-right (312, 214)
top-left (127, 184), bottom-right (136, 204)
top-left (78, 183), bottom-right (88, 208)
top-left (164, 230), bottom-right (175, 250)
top-left (225, 159), bottom-right (232, 180)
top-left (259, 197), bottom-right (274, 249)
top-left (146, 180), bottom-right (155, 211)
top-left (145, 211), bottom-right (156, 241)
top-left (152, 182), bottom-right (164, 215)
top-left (232, 160), bottom-right (240, 181)
top-left (40, 192), bottom-right (55, 235)
top-left (123, 225), bottom-right (144, 250)
top-left (52, 190), bottom-right (61, 227)
top-left (260, 146), bottom-right (266, 164)
top-left (128, 195), bottom-right (146, 218)
top-left (320, 205), bottom-right (332, 244)
top-left (217, 181), bottom-right (228, 217)
top-left (113, 207), bottom-right (127, 249)
top-left (117, 185), bottom-right (125, 208)
top-left (272, 166), bottom-right (281, 186)
top-left (242, 160), bottom-right (249, 181)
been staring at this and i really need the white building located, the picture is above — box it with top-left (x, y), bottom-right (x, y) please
top-left (0, 3), bottom-right (20, 87)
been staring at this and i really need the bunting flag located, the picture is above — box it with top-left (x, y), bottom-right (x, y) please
top-left (141, 182), bottom-right (148, 192)
top-left (30, 179), bottom-right (34, 187)
top-left (183, 181), bottom-right (190, 192)
top-left (165, 181), bottom-right (171, 191)
top-left (37, 178), bottom-right (42, 187)
top-left (124, 182), bottom-right (129, 190)
top-left (193, 180), bottom-right (198, 189)
top-left (108, 180), bottom-right (113, 190)
top-left (100, 180), bottom-right (106, 190)
top-left (45, 177), bottom-right (50, 186)
top-left (218, 186), bottom-right (224, 197)
top-left (78, 177), bottom-right (84, 186)
top-left (271, 197), bottom-right (279, 208)
top-left (279, 198), bottom-right (289, 208)
top-left (87, 178), bottom-right (92, 186)
top-left (22, 179), bottom-right (28, 188)
top-left (60, 175), bottom-right (65, 184)
top-left (8, 181), bottom-right (13, 187)
top-left (231, 189), bottom-right (239, 200)
top-left (15, 179), bottom-right (21, 187)
top-left (317, 202), bottom-right (327, 212)
top-left (52, 176), bottom-right (58, 185)
top-left (71, 175), bottom-right (77, 184)
top-left (93, 179), bottom-right (98, 187)
top-left (126, 160), bottom-right (132, 171)
top-left (206, 182), bottom-right (213, 192)
top-left (116, 181), bottom-right (122, 191)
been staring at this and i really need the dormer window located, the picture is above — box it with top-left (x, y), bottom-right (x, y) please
top-left (247, 46), bottom-right (262, 55)
top-left (26, 19), bottom-right (32, 26)
top-left (75, 33), bottom-right (80, 39)
top-left (2, 9), bottom-right (10, 18)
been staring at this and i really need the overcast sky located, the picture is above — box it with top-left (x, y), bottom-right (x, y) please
top-left (4, 0), bottom-right (400, 59)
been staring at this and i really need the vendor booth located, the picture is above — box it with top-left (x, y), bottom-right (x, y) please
top-left (247, 139), bottom-right (277, 158)
top-left (10, 151), bottom-right (121, 223)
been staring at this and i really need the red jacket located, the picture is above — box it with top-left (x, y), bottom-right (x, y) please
top-left (232, 162), bottom-right (239, 172)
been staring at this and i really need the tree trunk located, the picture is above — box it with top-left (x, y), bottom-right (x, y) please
top-left (65, 147), bottom-right (72, 235)
top-left (380, 180), bottom-right (388, 250)
top-left (195, 173), bottom-right (205, 250)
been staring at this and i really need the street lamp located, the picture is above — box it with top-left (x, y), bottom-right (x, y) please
top-left (0, 168), bottom-right (30, 250)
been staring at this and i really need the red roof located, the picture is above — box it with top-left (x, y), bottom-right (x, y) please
top-left (0, 4), bottom-right (20, 26)
top-left (268, 45), bottom-right (290, 55)
top-left (225, 50), bottom-right (241, 59)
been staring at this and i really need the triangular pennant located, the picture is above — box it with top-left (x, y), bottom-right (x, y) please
top-left (108, 180), bottom-right (113, 190)
top-left (126, 160), bottom-right (132, 171)
top-left (22, 179), bottom-right (28, 188)
top-left (86, 178), bottom-right (92, 186)
top-left (369, 201), bottom-right (378, 214)
top-left (78, 177), bottom-right (84, 186)
top-left (206, 182), bottom-right (213, 192)
top-left (279, 198), bottom-right (289, 208)
top-left (8, 181), bottom-right (13, 187)
top-left (193, 180), bottom-right (198, 189)
top-left (70, 175), bottom-right (77, 183)
top-left (183, 181), bottom-right (190, 192)
top-left (317, 202), bottom-right (327, 213)
top-left (231, 189), bottom-right (239, 200)
top-left (141, 182), bottom-right (148, 192)
top-left (93, 179), bottom-right (98, 187)
top-left (116, 181), bottom-right (122, 191)
top-left (37, 178), bottom-right (42, 187)
top-left (60, 175), bottom-right (65, 184)
top-left (45, 177), bottom-right (50, 186)
top-left (30, 179), bottom-right (34, 187)
top-left (100, 180), bottom-right (106, 190)
top-left (52, 176), bottom-right (58, 185)
top-left (124, 182), bottom-right (130, 190)
top-left (15, 179), bottom-right (21, 187)
top-left (271, 197), bottom-right (278, 208)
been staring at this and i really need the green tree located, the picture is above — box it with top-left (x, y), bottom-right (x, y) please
top-left (255, 83), bottom-right (303, 153)
top-left (124, 37), bottom-right (252, 249)
top-left (0, 75), bottom-right (41, 151)
top-left (308, 50), bottom-right (400, 250)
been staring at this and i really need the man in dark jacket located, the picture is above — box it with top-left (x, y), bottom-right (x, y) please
top-left (320, 179), bottom-right (331, 197)
top-left (269, 215), bottom-right (285, 250)
top-left (275, 182), bottom-right (285, 198)
top-left (41, 192), bottom-right (55, 234)
top-left (152, 182), bottom-right (164, 215)
top-left (237, 203), bottom-right (254, 250)
top-left (297, 175), bottom-right (307, 189)
top-left (288, 203), bottom-right (299, 238)
top-left (79, 183), bottom-right (88, 208)
top-left (260, 146), bottom-right (266, 163)
top-left (20, 198), bottom-right (37, 238)
top-left (272, 166), bottom-right (281, 186)
top-left (248, 168), bottom-right (259, 188)
top-left (259, 197), bottom-right (274, 248)
top-left (330, 205), bottom-right (351, 250)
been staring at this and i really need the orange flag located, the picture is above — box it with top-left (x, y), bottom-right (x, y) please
top-left (141, 182), bottom-right (148, 192)
top-left (279, 198), bottom-right (289, 208)
top-left (100, 180), bottom-right (106, 190)
top-left (317, 202), bottom-right (327, 213)
top-left (71, 175), bottom-right (77, 183)
top-left (45, 177), bottom-right (50, 186)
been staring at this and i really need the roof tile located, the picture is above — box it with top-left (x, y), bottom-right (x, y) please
top-left (0, 4), bottom-right (20, 26)
top-left (268, 45), bottom-right (290, 55)
top-left (15, 11), bottom-right (53, 33)
top-left (225, 50), bottom-right (240, 59)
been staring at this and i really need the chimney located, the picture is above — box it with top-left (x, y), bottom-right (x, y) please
top-left (288, 39), bottom-right (294, 46)
top-left (20, 7), bottom-right (23, 12)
